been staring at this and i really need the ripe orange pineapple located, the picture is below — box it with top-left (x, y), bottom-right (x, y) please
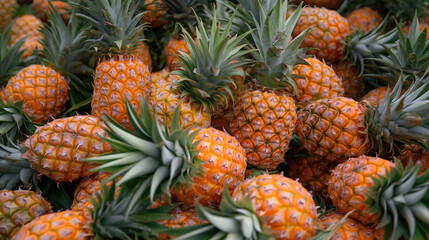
top-left (292, 57), bottom-right (344, 104)
top-left (347, 7), bottom-right (382, 33)
top-left (0, 0), bottom-right (18, 28)
top-left (317, 212), bottom-right (384, 240)
top-left (1, 64), bottom-right (68, 123)
top-left (22, 115), bottom-right (113, 182)
top-left (297, 75), bottom-right (428, 162)
top-left (397, 144), bottom-right (429, 173)
top-left (332, 60), bottom-right (365, 100)
top-left (292, 7), bottom-right (350, 62)
top-left (11, 210), bottom-right (92, 240)
top-left (74, 0), bottom-right (151, 130)
top-left (134, 41), bottom-right (153, 71)
top-left (360, 86), bottom-right (406, 107)
top-left (141, 0), bottom-right (167, 28)
top-left (327, 155), bottom-right (429, 239)
top-left (166, 38), bottom-right (190, 71)
top-left (0, 189), bottom-right (52, 238)
top-left (171, 127), bottom-right (247, 208)
top-left (33, 0), bottom-right (71, 22)
top-left (228, 1), bottom-right (311, 170)
top-left (295, 0), bottom-right (344, 10)
top-left (9, 14), bottom-right (44, 58)
top-left (232, 174), bottom-right (318, 239)
top-left (71, 172), bottom-right (120, 213)
top-left (85, 99), bottom-right (247, 210)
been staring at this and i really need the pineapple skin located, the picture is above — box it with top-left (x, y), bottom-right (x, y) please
top-left (22, 115), bottom-right (113, 182)
top-left (327, 156), bottom-right (394, 224)
top-left (0, 0), bottom-right (18, 28)
top-left (0, 189), bottom-right (52, 238)
top-left (332, 60), bottom-right (365, 100)
top-left (232, 174), bottom-right (318, 240)
top-left (11, 210), bottom-right (92, 240)
top-left (91, 57), bottom-right (151, 130)
top-left (292, 7), bottom-right (350, 62)
top-left (2, 64), bottom-right (68, 124)
top-left (230, 90), bottom-right (297, 170)
top-left (317, 212), bottom-right (384, 240)
top-left (292, 57), bottom-right (344, 104)
top-left (296, 97), bottom-right (369, 162)
top-left (347, 7), bottom-right (382, 33)
top-left (172, 127), bottom-right (247, 208)
top-left (165, 37), bottom-right (190, 71)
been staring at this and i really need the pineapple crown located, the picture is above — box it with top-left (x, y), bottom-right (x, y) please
top-left (85, 99), bottom-right (203, 215)
top-left (39, 3), bottom-right (94, 107)
top-left (366, 159), bottom-right (429, 240)
top-left (0, 139), bottom-right (39, 191)
top-left (345, 15), bottom-right (399, 74)
top-left (161, 0), bottom-right (214, 37)
top-left (172, 9), bottom-right (253, 112)
top-left (0, 25), bottom-right (26, 86)
top-left (0, 99), bottom-right (37, 145)
top-left (365, 74), bottom-right (429, 155)
top-left (90, 181), bottom-right (175, 240)
top-left (367, 14), bottom-right (429, 85)
top-left (229, 0), bottom-right (310, 92)
top-left (73, 0), bottom-right (146, 57)
top-left (162, 187), bottom-right (271, 240)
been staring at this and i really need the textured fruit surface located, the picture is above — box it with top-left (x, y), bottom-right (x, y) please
top-left (148, 81), bottom-right (211, 129)
top-left (11, 210), bottom-right (92, 240)
top-left (20, 37), bottom-right (43, 59)
top-left (0, 0), bottom-right (18, 28)
top-left (286, 155), bottom-right (336, 198)
top-left (165, 38), bottom-right (190, 71)
top-left (91, 57), bottom-right (151, 129)
top-left (232, 174), bottom-right (318, 240)
top-left (2, 64), bottom-right (68, 123)
top-left (158, 206), bottom-right (207, 240)
top-left (230, 90), bottom-right (297, 170)
top-left (292, 57), bottom-right (344, 103)
top-left (172, 127), bottom-right (247, 208)
top-left (33, 0), bottom-right (71, 22)
top-left (332, 60), bottom-right (365, 100)
top-left (317, 212), bottom-right (384, 240)
top-left (293, 7), bottom-right (350, 62)
top-left (347, 7), bottom-right (382, 33)
top-left (141, 0), bottom-right (167, 28)
top-left (295, 0), bottom-right (344, 10)
top-left (0, 190), bottom-right (52, 238)
top-left (22, 115), bottom-right (113, 182)
top-left (133, 42), bottom-right (153, 71)
top-left (9, 15), bottom-right (44, 46)
top-left (71, 172), bottom-right (119, 212)
top-left (296, 97), bottom-right (369, 162)
top-left (359, 86), bottom-right (406, 107)
top-left (398, 144), bottom-right (429, 173)
top-left (327, 156), bottom-right (394, 224)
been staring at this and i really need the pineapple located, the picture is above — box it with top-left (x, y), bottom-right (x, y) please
top-left (141, 0), bottom-right (167, 29)
top-left (232, 174), bottom-right (318, 239)
top-left (149, 8), bottom-right (250, 129)
top-left (0, 0), bottom-right (18, 29)
top-left (292, 57), bottom-right (344, 104)
top-left (296, 74), bottom-right (429, 162)
top-left (85, 99), bottom-right (247, 210)
top-left (22, 115), bottom-right (113, 182)
top-left (292, 7), bottom-right (350, 62)
top-left (9, 13), bottom-right (44, 59)
top-left (347, 7), bottom-right (382, 33)
top-left (33, 0), bottom-right (71, 22)
top-left (295, 0), bottom-right (344, 10)
top-left (327, 156), bottom-right (429, 239)
top-left (134, 41), bottom-right (153, 71)
top-left (0, 189), bottom-right (52, 238)
top-left (359, 86), bottom-right (394, 106)
top-left (228, 0), bottom-right (310, 170)
top-left (1, 64), bottom-right (68, 123)
top-left (74, 0), bottom-right (151, 130)
top-left (331, 60), bottom-right (365, 100)
top-left (398, 144), bottom-right (429, 173)
top-left (71, 172), bottom-right (119, 213)
top-left (317, 212), bottom-right (384, 240)
top-left (12, 181), bottom-right (173, 239)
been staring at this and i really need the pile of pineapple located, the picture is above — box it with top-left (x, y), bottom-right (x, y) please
top-left (1, 0), bottom-right (429, 239)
